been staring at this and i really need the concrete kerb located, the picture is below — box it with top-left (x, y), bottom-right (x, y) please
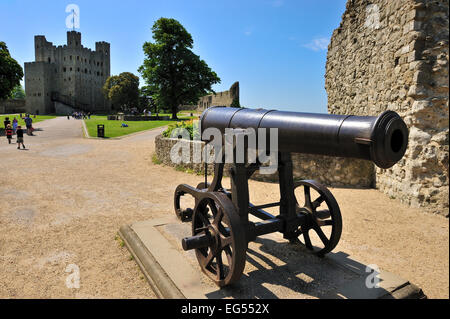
top-left (81, 119), bottom-right (168, 140)
top-left (118, 224), bottom-right (185, 299)
top-left (119, 217), bottom-right (427, 299)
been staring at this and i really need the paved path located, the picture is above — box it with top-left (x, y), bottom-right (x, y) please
top-left (0, 117), bottom-right (448, 298)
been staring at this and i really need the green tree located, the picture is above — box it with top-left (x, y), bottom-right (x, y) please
top-left (0, 42), bottom-right (24, 100)
top-left (139, 18), bottom-right (220, 119)
top-left (139, 85), bottom-right (158, 114)
top-left (10, 84), bottom-right (25, 99)
top-left (103, 72), bottom-right (140, 112)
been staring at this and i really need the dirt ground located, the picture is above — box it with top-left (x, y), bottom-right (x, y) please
top-left (0, 117), bottom-right (448, 299)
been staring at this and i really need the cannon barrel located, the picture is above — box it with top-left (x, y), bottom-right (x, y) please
top-left (200, 107), bottom-right (408, 169)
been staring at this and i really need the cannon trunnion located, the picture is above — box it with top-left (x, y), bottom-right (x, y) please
top-left (174, 107), bottom-right (409, 287)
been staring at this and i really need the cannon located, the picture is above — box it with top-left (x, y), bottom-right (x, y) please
top-left (174, 107), bottom-right (408, 287)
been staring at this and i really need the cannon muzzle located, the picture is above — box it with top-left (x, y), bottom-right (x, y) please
top-left (200, 107), bottom-right (408, 169)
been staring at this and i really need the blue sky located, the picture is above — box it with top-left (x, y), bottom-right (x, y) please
top-left (0, 0), bottom-right (347, 113)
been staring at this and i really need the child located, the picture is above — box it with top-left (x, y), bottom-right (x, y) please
top-left (3, 117), bottom-right (10, 129)
top-left (12, 117), bottom-right (18, 134)
top-left (5, 124), bottom-right (13, 144)
top-left (16, 125), bottom-right (25, 149)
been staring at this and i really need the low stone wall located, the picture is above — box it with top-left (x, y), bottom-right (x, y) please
top-left (0, 99), bottom-right (26, 114)
top-left (155, 135), bottom-right (375, 188)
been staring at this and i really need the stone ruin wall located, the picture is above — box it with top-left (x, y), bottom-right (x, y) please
top-left (197, 82), bottom-right (240, 111)
top-left (325, 0), bottom-right (449, 215)
top-left (0, 99), bottom-right (26, 114)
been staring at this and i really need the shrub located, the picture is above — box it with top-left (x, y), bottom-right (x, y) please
top-left (162, 119), bottom-right (200, 140)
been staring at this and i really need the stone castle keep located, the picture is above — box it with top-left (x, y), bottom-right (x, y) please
top-left (326, 0), bottom-right (449, 215)
top-left (25, 31), bottom-right (110, 114)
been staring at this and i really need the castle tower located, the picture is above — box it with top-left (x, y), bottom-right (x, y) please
top-left (24, 31), bottom-right (111, 115)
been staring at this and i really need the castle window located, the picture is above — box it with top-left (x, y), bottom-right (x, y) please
top-left (63, 67), bottom-right (66, 72)
top-left (64, 57), bottom-right (66, 61)
top-left (70, 55), bottom-right (72, 60)
top-left (48, 57), bottom-right (51, 63)
top-left (77, 56), bottom-right (80, 60)
top-left (77, 68), bottom-right (80, 72)
top-left (97, 72), bottom-right (100, 76)
top-left (69, 77), bottom-right (71, 81)
top-left (85, 69), bottom-right (88, 74)
top-left (70, 67), bottom-right (73, 71)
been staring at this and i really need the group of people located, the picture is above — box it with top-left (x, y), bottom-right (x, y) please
top-left (69, 111), bottom-right (91, 120)
top-left (3, 114), bottom-right (34, 149)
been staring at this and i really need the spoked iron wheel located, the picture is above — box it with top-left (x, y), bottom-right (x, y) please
top-left (191, 192), bottom-right (247, 287)
top-left (293, 180), bottom-right (342, 257)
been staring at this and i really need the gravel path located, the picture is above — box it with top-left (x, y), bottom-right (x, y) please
top-left (0, 117), bottom-right (447, 298)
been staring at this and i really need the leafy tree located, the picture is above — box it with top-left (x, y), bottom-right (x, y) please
top-left (10, 84), bottom-right (25, 99)
top-left (103, 72), bottom-right (140, 112)
top-left (139, 18), bottom-right (220, 119)
top-left (0, 42), bottom-right (23, 100)
top-left (139, 85), bottom-right (158, 114)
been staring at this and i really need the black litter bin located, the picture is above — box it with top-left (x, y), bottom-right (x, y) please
top-left (97, 124), bottom-right (105, 138)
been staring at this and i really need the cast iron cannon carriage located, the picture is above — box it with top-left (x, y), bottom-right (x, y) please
top-left (174, 107), bottom-right (408, 287)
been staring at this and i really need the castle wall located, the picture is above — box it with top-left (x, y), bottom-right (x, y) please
top-left (25, 31), bottom-right (111, 114)
top-left (197, 82), bottom-right (239, 110)
top-left (325, 0), bottom-right (449, 215)
top-left (0, 99), bottom-right (26, 114)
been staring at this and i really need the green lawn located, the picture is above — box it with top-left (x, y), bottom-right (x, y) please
top-left (84, 115), bottom-right (195, 138)
top-left (1, 114), bottom-right (57, 127)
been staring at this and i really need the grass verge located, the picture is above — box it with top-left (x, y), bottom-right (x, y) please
top-left (83, 115), bottom-right (196, 138)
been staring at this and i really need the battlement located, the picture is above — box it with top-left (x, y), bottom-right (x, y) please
top-left (95, 41), bottom-right (110, 55)
top-left (67, 31), bottom-right (82, 47)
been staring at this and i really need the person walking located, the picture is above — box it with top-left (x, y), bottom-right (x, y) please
top-left (24, 115), bottom-right (33, 136)
top-left (5, 124), bottom-right (13, 144)
top-left (12, 117), bottom-right (18, 134)
top-left (3, 117), bottom-right (11, 129)
top-left (16, 125), bottom-right (25, 149)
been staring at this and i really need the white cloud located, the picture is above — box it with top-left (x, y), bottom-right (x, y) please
top-left (303, 37), bottom-right (330, 51)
